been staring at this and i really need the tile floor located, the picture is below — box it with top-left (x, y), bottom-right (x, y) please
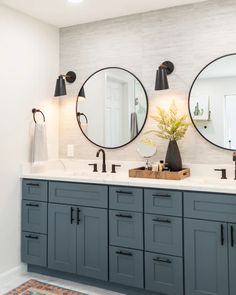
top-left (0, 268), bottom-right (123, 295)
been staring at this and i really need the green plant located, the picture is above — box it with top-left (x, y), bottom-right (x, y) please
top-left (146, 100), bottom-right (189, 141)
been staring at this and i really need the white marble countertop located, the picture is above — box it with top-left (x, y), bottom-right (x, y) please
top-left (21, 159), bottom-right (236, 195)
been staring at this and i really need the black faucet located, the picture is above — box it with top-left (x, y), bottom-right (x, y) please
top-left (233, 152), bottom-right (236, 180)
top-left (214, 169), bottom-right (227, 180)
top-left (96, 149), bottom-right (106, 173)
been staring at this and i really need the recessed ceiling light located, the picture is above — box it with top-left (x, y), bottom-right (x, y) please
top-left (68, 0), bottom-right (84, 3)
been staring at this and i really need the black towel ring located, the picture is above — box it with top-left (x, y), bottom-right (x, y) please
top-left (32, 108), bottom-right (46, 124)
top-left (77, 112), bottom-right (88, 124)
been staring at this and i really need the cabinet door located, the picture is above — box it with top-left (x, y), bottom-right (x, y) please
top-left (185, 219), bottom-right (228, 295)
top-left (229, 223), bottom-right (236, 295)
top-left (77, 207), bottom-right (108, 281)
top-left (48, 204), bottom-right (76, 273)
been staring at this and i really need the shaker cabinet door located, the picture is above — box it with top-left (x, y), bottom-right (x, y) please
top-left (48, 204), bottom-right (76, 274)
top-left (185, 219), bottom-right (228, 295)
top-left (229, 223), bottom-right (236, 295)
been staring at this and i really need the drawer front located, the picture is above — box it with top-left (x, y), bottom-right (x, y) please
top-left (22, 201), bottom-right (48, 234)
top-left (109, 246), bottom-right (144, 289)
top-left (145, 252), bottom-right (183, 295)
top-left (49, 182), bottom-right (108, 208)
top-left (22, 232), bottom-right (47, 267)
top-left (109, 210), bottom-right (143, 250)
top-left (184, 192), bottom-right (236, 222)
top-left (23, 179), bottom-right (48, 202)
top-left (145, 214), bottom-right (182, 256)
top-left (109, 186), bottom-right (143, 212)
top-left (144, 189), bottom-right (182, 216)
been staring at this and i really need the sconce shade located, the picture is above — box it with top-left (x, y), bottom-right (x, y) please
top-left (78, 86), bottom-right (86, 100)
top-left (54, 76), bottom-right (66, 97)
top-left (155, 67), bottom-right (169, 90)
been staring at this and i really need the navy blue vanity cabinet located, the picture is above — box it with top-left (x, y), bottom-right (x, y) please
top-left (228, 223), bottom-right (236, 295)
top-left (21, 179), bottom-right (48, 267)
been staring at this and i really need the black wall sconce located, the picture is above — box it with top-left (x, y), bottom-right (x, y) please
top-left (155, 61), bottom-right (174, 90)
top-left (54, 71), bottom-right (77, 97)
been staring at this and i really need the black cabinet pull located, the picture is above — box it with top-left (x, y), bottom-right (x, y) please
top-left (116, 251), bottom-right (133, 256)
top-left (26, 183), bottom-right (40, 187)
top-left (152, 218), bottom-right (171, 223)
top-left (231, 225), bottom-right (234, 247)
top-left (152, 194), bottom-right (171, 198)
top-left (70, 207), bottom-right (75, 225)
top-left (221, 224), bottom-right (224, 246)
top-left (25, 235), bottom-right (39, 240)
top-left (153, 257), bottom-right (172, 264)
top-left (115, 214), bottom-right (133, 219)
top-left (26, 203), bottom-right (39, 207)
top-left (77, 208), bottom-right (81, 225)
top-left (116, 191), bottom-right (133, 195)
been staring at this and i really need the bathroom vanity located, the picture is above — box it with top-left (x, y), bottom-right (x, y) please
top-left (21, 174), bottom-right (236, 295)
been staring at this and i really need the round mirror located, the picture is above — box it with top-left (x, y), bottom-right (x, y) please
top-left (76, 67), bottom-right (148, 149)
top-left (137, 139), bottom-right (157, 158)
top-left (189, 54), bottom-right (236, 151)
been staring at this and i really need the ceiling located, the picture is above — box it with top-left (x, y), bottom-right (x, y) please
top-left (0, 0), bottom-right (208, 28)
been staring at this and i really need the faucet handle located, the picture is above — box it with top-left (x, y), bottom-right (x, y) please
top-left (214, 169), bottom-right (227, 179)
top-left (111, 164), bottom-right (121, 174)
top-left (88, 163), bottom-right (98, 172)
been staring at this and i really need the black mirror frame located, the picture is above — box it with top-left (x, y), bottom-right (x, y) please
top-left (188, 53), bottom-right (236, 152)
top-left (76, 67), bottom-right (149, 150)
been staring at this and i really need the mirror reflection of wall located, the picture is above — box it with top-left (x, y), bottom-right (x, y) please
top-left (76, 68), bottom-right (148, 149)
top-left (189, 54), bottom-right (236, 150)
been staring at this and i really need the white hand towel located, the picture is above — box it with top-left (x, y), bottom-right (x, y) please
top-left (32, 123), bottom-right (48, 165)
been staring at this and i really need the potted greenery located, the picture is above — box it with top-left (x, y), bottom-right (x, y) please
top-left (146, 100), bottom-right (189, 171)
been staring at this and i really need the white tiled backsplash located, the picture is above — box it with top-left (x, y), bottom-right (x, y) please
top-left (59, 0), bottom-right (236, 164)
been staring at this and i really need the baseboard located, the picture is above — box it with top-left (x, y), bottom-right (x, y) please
top-left (0, 263), bottom-right (27, 279)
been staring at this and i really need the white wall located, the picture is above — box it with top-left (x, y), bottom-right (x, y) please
top-left (0, 5), bottom-right (59, 274)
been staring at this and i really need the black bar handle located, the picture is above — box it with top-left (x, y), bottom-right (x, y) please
top-left (116, 191), bottom-right (133, 195)
top-left (26, 203), bottom-right (39, 207)
top-left (116, 214), bottom-right (133, 219)
top-left (231, 225), bottom-right (234, 247)
top-left (77, 208), bottom-right (81, 225)
top-left (26, 183), bottom-right (40, 187)
top-left (70, 207), bottom-right (75, 225)
top-left (221, 224), bottom-right (224, 246)
top-left (152, 218), bottom-right (171, 223)
top-left (152, 194), bottom-right (171, 198)
top-left (116, 251), bottom-right (133, 256)
top-left (25, 235), bottom-right (39, 240)
top-left (153, 257), bottom-right (172, 264)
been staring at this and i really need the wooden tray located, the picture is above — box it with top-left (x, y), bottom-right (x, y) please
top-left (129, 167), bottom-right (190, 180)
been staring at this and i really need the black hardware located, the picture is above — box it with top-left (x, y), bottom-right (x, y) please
top-left (77, 208), bottom-right (81, 225)
top-left (231, 225), bottom-right (234, 247)
top-left (153, 257), bottom-right (172, 264)
top-left (116, 214), bottom-right (133, 219)
top-left (26, 183), bottom-right (40, 187)
top-left (214, 169), bottom-right (227, 179)
top-left (70, 207), bottom-right (75, 225)
top-left (111, 164), bottom-right (121, 174)
top-left (155, 61), bottom-right (174, 91)
top-left (77, 112), bottom-right (88, 124)
top-left (152, 218), bottom-right (171, 223)
top-left (152, 194), bottom-right (171, 198)
top-left (54, 71), bottom-right (76, 97)
top-left (233, 152), bottom-right (236, 180)
top-left (116, 191), bottom-right (133, 195)
top-left (25, 235), bottom-right (39, 240)
top-left (116, 251), bottom-right (133, 256)
top-left (88, 163), bottom-right (98, 172)
top-left (221, 224), bottom-right (224, 246)
top-left (96, 149), bottom-right (106, 173)
top-left (32, 109), bottom-right (46, 124)
top-left (26, 203), bottom-right (39, 207)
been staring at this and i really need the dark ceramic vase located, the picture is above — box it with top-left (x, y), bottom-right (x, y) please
top-left (165, 140), bottom-right (182, 172)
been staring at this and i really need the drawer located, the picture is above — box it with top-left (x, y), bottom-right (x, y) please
top-left (109, 210), bottom-right (143, 250)
top-left (109, 186), bottom-right (143, 212)
top-left (22, 201), bottom-right (48, 234)
top-left (184, 192), bottom-right (236, 222)
top-left (145, 252), bottom-right (183, 295)
top-left (144, 189), bottom-right (182, 216)
top-left (109, 246), bottom-right (144, 289)
top-left (22, 179), bottom-right (48, 202)
top-left (145, 214), bottom-right (182, 256)
top-left (49, 182), bottom-right (108, 208)
top-left (22, 232), bottom-right (47, 267)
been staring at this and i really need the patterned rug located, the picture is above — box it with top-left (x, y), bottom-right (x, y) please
top-left (5, 279), bottom-right (88, 295)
